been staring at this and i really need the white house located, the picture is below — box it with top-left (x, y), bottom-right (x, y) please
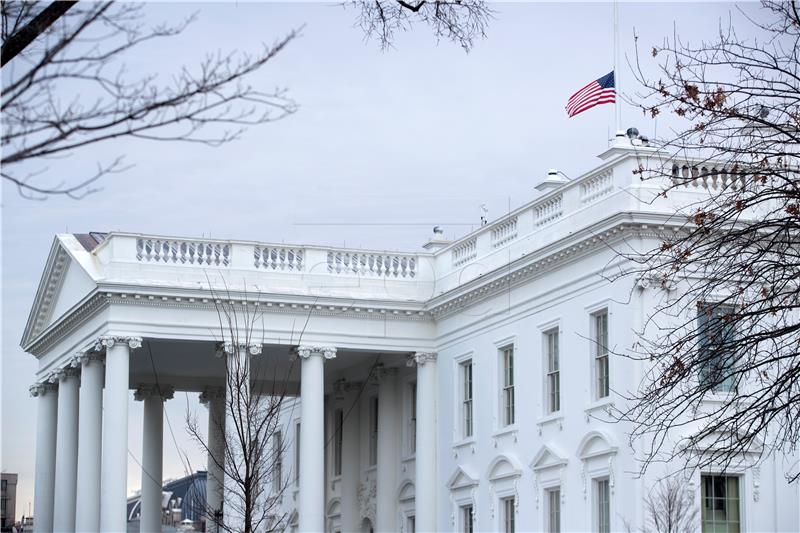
top-left (22, 133), bottom-right (800, 532)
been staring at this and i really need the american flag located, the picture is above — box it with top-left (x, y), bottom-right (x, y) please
top-left (566, 71), bottom-right (615, 117)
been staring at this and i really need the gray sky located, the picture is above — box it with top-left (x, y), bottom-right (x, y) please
top-left (2, 1), bottom-right (744, 518)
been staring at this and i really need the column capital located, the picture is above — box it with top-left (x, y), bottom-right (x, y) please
top-left (332, 378), bottom-right (362, 400)
top-left (293, 345), bottom-right (337, 360)
top-left (53, 366), bottom-right (81, 382)
top-left (216, 341), bottom-right (263, 357)
top-left (29, 381), bottom-right (58, 397)
top-left (134, 384), bottom-right (175, 402)
top-left (199, 386), bottom-right (225, 405)
top-left (95, 335), bottom-right (143, 351)
top-left (408, 352), bottom-right (437, 367)
top-left (75, 349), bottom-right (104, 367)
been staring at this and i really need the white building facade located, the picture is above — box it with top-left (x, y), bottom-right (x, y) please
top-left (22, 136), bottom-right (800, 532)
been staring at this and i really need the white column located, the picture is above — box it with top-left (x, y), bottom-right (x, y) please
top-left (296, 345), bottom-right (337, 533)
top-left (136, 385), bottom-right (174, 533)
top-left (76, 352), bottom-right (104, 533)
top-left (376, 366), bottom-right (399, 533)
top-left (200, 387), bottom-right (225, 533)
top-left (333, 380), bottom-right (361, 533)
top-left (32, 381), bottom-right (58, 533)
top-left (53, 366), bottom-right (80, 532)
top-left (100, 335), bottom-right (141, 532)
top-left (414, 352), bottom-right (438, 532)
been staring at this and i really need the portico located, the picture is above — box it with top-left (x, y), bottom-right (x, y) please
top-left (22, 233), bottom-right (437, 532)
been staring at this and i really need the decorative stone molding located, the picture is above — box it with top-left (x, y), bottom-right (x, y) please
top-left (134, 384), bottom-right (175, 402)
top-left (752, 466), bottom-right (761, 502)
top-left (29, 381), bottom-right (58, 397)
top-left (54, 366), bottom-right (80, 382)
top-left (636, 271), bottom-right (677, 291)
top-left (332, 379), bottom-right (362, 400)
top-left (409, 352), bottom-right (437, 367)
top-left (357, 479), bottom-right (376, 525)
top-left (95, 335), bottom-right (143, 351)
top-left (369, 364), bottom-right (398, 384)
top-left (76, 349), bottom-right (104, 367)
top-left (293, 345), bottom-right (337, 360)
top-left (199, 386), bottom-right (225, 405)
top-left (221, 341), bottom-right (263, 356)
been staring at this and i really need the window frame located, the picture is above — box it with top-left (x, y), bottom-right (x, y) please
top-left (461, 359), bottom-right (474, 439)
top-left (593, 477), bottom-right (611, 533)
top-left (272, 430), bottom-right (283, 493)
top-left (293, 421), bottom-right (301, 488)
top-left (332, 408), bottom-right (344, 477)
top-left (368, 396), bottom-right (379, 466)
top-left (460, 503), bottom-right (474, 533)
top-left (500, 344), bottom-right (515, 427)
top-left (701, 473), bottom-right (742, 533)
top-left (501, 495), bottom-right (516, 533)
top-left (697, 302), bottom-right (738, 393)
top-left (592, 309), bottom-right (610, 400)
top-left (546, 486), bottom-right (561, 533)
top-left (544, 328), bottom-right (561, 414)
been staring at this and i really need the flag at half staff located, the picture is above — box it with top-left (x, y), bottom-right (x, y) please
top-left (566, 71), bottom-right (615, 117)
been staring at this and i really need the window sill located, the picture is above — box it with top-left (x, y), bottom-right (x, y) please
top-left (452, 437), bottom-right (477, 457)
top-left (536, 413), bottom-right (564, 434)
top-left (584, 399), bottom-right (614, 420)
top-left (492, 426), bottom-right (518, 446)
top-left (401, 454), bottom-right (416, 463)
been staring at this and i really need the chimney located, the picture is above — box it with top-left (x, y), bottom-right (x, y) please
top-left (535, 169), bottom-right (569, 192)
top-left (422, 226), bottom-right (450, 251)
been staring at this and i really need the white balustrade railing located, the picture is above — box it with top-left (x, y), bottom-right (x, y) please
top-left (580, 170), bottom-right (613, 204)
top-left (491, 217), bottom-right (518, 248)
top-left (670, 162), bottom-right (746, 190)
top-left (326, 251), bottom-right (417, 278)
top-left (254, 246), bottom-right (304, 271)
top-left (136, 238), bottom-right (231, 266)
top-left (452, 238), bottom-right (478, 267)
top-left (535, 194), bottom-right (564, 227)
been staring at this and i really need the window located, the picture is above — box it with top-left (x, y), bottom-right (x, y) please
top-left (545, 329), bottom-right (560, 413)
top-left (0, 480), bottom-right (6, 492)
top-left (409, 383), bottom-right (417, 454)
top-left (407, 515), bottom-right (415, 533)
top-left (294, 422), bottom-right (301, 487)
top-left (595, 478), bottom-right (610, 533)
top-left (272, 431), bottom-right (282, 492)
top-left (501, 346), bottom-right (515, 426)
top-left (698, 304), bottom-right (737, 392)
top-left (593, 311), bottom-right (609, 399)
top-left (369, 397), bottom-right (379, 466)
top-left (460, 504), bottom-right (474, 533)
top-left (547, 488), bottom-right (561, 533)
top-left (502, 496), bottom-right (515, 533)
top-left (461, 360), bottom-right (473, 438)
top-left (333, 409), bottom-right (343, 476)
top-left (701, 474), bottom-right (741, 533)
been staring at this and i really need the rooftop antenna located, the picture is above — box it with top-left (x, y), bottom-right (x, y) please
top-left (480, 204), bottom-right (488, 226)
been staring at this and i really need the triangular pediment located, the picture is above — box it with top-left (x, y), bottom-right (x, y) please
top-left (21, 235), bottom-right (99, 351)
top-left (447, 465), bottom-right (479, 490)
top-left (531, 444), bottom-right (568, 471)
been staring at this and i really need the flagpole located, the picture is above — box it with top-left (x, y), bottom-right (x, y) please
top-left (613, 0), bottom-right (621, 134)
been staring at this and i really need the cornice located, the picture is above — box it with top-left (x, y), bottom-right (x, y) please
top-left (24, 213), bottom-right (682, 358)
top-left (22, 240), bottom-right (70, 347)
top-left (426, 216), bottom-right (670, 319)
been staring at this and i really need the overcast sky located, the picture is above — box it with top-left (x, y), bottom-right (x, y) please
top-left (2, 1), bottom-right (749, 518)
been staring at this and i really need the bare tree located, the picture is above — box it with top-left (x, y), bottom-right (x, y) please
top-left (1, 1), bottom-right (298, 199)
top-left (348, 0), bottom-right (492, 51)
top-left (624, 477), bottom-right (699, 533)
top-left (186, 291), bottom-right (296, 533)
top-left (616, 1), bottom-right (800, 481)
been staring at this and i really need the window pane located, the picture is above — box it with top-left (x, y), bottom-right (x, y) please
top-left (701, 474), bottom-right (740, 533)
top-left (548, 488), bottom-right (561, 533)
